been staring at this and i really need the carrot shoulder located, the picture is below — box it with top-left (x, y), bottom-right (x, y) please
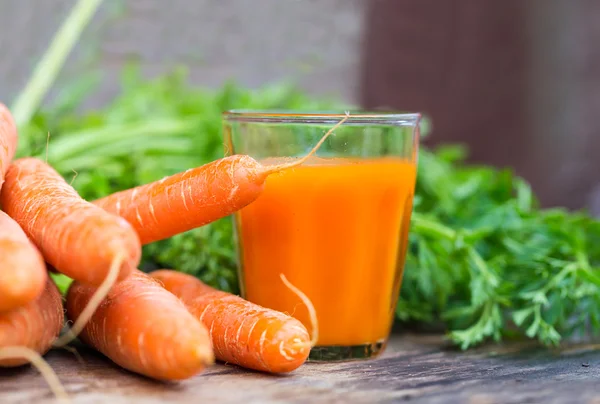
top-left (150, 269), bottom-right (311, 373)
top-left (93, 114), bottom-right (349, 245)
top-left (0, 210), bottom-right (47, 312)
top-left (0, 277), bottom-right (64, 367)
top-left (0, 103), bottom-right (18, 187)
top-left (66, 270), bottom-right (214, 381)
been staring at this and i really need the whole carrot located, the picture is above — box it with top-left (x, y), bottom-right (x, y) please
top-left (93, 114), bottom-right (350, 244)
top-left (150, 269), bottom-right (313, 373)
top-left (0, 157), bottom-right (142, 346)
top-left (0, 210), bottom-right (47, 312)
top-left (66, 270), bottom-right (214, 381)
top-left (0, 103), bottom-right (18, 187)
top-left (0, 277), bottom-right (68, 402)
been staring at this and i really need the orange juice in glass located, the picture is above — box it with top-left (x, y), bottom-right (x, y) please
top-left (222, 111), bottom-right (420, 361)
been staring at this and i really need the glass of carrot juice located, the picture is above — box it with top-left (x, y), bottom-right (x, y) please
top-left (222, 111), bottom-right (421, 361)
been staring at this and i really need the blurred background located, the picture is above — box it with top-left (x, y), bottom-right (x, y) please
top-left (1, 0), bottom-right (598, 214)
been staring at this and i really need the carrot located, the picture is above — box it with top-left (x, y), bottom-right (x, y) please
top-left (0, 277), bottom-right (68, 402)
top-left (0, 210), bottom-right (47, 312)
top-left (0, 104), bottom-right (47, 313)
top-left (93, 114), bottom-right (350, 245)
top-left (0, 103), bottom-right (18, 187)
top-left (0, 157), bottom-right (142, 347)
top-left (65, 270), bottom-right (214, 381)
top-left (150, 269), bottom-right (315, 373)
top-left (0, 277), bottom-right (63, 366)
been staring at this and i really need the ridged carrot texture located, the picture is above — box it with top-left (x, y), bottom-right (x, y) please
top-left (66, 270), bottom-right (214, 381)
top-left (150, 270), bottom-right (314, 373)
top-left (0, 210), bottom-right (47, 312)
top-left (0, 277), bottom-right (69, 402)
top-left (0, 157), bottom-right (142, 347)
top-left (0, 103), bottom-right (18, 187)
top-left (0, 278), bottom-right (63, 366)
top-left (93, 114), bottom-right (350, 245)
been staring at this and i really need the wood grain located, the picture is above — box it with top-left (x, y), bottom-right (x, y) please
top-left (1, 334), bottom-right (600, 403)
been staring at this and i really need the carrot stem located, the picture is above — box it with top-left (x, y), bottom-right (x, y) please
top-left (0, 346), bottom-right (70, 403)
top-left (53, 252), bottom-right (125, 347)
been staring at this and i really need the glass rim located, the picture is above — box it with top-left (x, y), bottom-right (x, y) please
top-left (222, 109), bottom-right (422, 126)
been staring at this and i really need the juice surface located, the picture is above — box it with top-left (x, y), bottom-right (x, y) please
top-left (237, 157), bottom-right (416, 346)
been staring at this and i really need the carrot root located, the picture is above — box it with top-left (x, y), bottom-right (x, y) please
top-left (66, 270), bottom-right (214, 381)
top-left (53, 252), bottom-right (125, 348)
top-left (262, 112), bottom-right (350, 176)
top-left (149, 269), bottom-right (311, 373)
top-left (45, 131), bottom-right (50, 163)
top-left (280, 274), bottom-right (319, 348)
top-left (0, 346), bottom-right (70, 403)
top-left (59, 345), bottom-right (85, 366)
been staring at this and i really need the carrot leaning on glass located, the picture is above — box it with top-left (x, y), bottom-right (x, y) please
top-left (150, 269), bottom-right (313, 374)
top-left (93, 114), bottom-right (349, 245)
top-left (0, 157), bottom-right (142, 346)
top-left (66, 270), bottom-right (214, 381)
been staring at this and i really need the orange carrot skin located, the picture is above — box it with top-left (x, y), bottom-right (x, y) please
top-left (0, 278), bottom-right (64, 367)
top-left (150, 270), bottom-right (311, 373)
top-left (0, 210), bottom-right (47, 312)
top-left (0, 158), bottom-right (141, 286)
top-left (66, 270), bottom-right (214, 381)
top-left (0, 103), bottom-right (18, 187)
top-left (93, 155), bottom-right (267, 245)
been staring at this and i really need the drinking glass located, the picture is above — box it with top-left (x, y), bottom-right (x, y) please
top-left (222, 111), bottom-right (421, 361)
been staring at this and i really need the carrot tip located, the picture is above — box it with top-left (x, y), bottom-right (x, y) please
top-left (290, 339), bottom-right (312, 353)
top-left (197, 345), bottom-right (215, 366)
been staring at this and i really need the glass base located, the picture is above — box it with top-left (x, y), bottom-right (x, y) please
top-left (308, 340), bottom-right (386, 362)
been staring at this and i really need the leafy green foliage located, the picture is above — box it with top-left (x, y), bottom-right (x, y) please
top-left (18, 66), bottom-right (600, 350)
top-left (402, 146), bottom-right (600, 348)
top-left (142, 219), bottom-right (239, 294)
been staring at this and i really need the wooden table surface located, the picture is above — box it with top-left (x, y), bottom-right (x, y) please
top-left (2, 333), bottom-right (600, 404)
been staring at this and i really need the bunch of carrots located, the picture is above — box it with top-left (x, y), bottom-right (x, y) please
top-left (0, 102), bottom-right (348, 401)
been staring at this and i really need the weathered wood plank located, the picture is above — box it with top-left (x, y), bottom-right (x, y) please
top-left (1, 334), bottom-right (600, 403)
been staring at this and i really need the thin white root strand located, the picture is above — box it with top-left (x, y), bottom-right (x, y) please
top-left (45, 131), bottom-right (50, 163)
top-left (0, 346), bottom-right (70, 403)
top-left (53, 252), bottom-right (126, 347)
top-left (265, 112), bottom-right (351, 174)
top-left (69, 169), bottom-right (78, 186)
top-left (280, 274), bottom-right (319, 347)
top-left (59, 345), bottom-right (84, 365)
